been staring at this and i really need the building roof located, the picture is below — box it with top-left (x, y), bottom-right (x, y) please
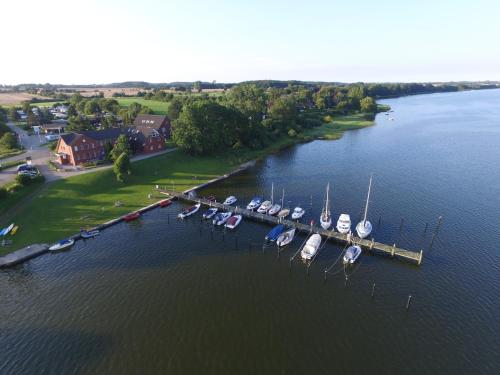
top-left (60, 133), bottom-right (79, 145)
top-left (133, 114), bottom-right (168, 129)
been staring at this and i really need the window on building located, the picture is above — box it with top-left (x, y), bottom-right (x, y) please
top-left (74, 146), bottom-right (78, 151)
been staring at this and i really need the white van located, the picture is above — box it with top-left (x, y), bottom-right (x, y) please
top-left (45, 134), bottom-right (60, 141)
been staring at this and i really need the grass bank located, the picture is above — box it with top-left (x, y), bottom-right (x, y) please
top-left (116, 97), bottom-right (170, 115)
top-left (0, 112), bottom-right (373, 255)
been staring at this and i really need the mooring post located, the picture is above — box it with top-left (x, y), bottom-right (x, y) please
top-left (418, 250), bottom-right (423, 265)
top-left (423, 222), bottom-right (428, 234)
top-left (406, 295), bottom-right (413, 310)
top-left (370, 238), bottom-right (374, 250)
top-left (324, 269), bottom-right (327, 281)
top-left (378, 215), bottom-right (382, 226)
top-left (428, 216), bottom-right (443, 251)
top-left (392, 244), bottom-right (396, 257)
top-left (399, 217), bottom-right (405, 232)
top-left (371, 283), bottom-right (376, 298)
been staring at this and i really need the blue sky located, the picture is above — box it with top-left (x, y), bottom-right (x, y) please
top-left (2, 0), bottom-right (499, 84)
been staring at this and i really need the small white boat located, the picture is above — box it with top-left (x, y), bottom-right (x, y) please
top-left (257, 200), bottom-right (272, 214)
top-left (389, 117), bottom-right (395, 121)
top-left (49, 238), bottom-right (75, 251)
top-left (336, 214), bottom-right (351, 234)
top-left (320, 183), bottom-right (332, 230)
top-left (223, 196), bottom-right (237, 205)
top-left (2, 223), bottom-right (15, 236)
top-left (225, 215), bottom-right (242, 229)
top-left (81, 229), bottom-right (99, 239)
top-left (343, 245), bottom-right (362, 264)
top-left (356, 175), bottom-right (373, 239)
top-left (246, 197), bottom-right (262, 210)
top-left (291, 207), bottom-right (305, 220)
top-left (203, 207), bottom-right (218, 219)
top-left (268, 204), bottom-right (281, 216)
top-left (178, 203), bottom-right (201, 219)
top-left (276, 228), bottom-right (295, 247)
top-left (213, 212), bottom-right (232, 226)
top-left (301, 234), bottom-right (322, 260)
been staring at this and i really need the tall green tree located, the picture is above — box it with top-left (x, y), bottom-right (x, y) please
top-left (360, 96), bottom-right (377, 113)
top-left (225, 84), bottom-right (266, 123)
top-left (9, 107), bottom-right (20, 122)
top-left (0, 132), bottom-right (18, 150)
top-left (113, 152), bottom-right (131, 182)
top-left (110, 134), bottom-right (131, 161)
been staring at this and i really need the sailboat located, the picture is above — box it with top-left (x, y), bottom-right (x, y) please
top-left (268, 183), bottom-right (281, 215)
top-left (320, 183), bottom-right (332, 230)
top-left (356, 175), bottom-right (373, 239)
top-left (277, 188), bottom-right (290, 218)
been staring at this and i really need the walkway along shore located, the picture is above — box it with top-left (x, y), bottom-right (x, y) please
top-left (0, 160), bottom-right (256, 268)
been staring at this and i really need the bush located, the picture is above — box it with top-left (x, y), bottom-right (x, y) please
top-left (288, 129), bottom-right (297, 137)
top-left (304, 118), bottom-right (323, 128)
top-left (15, 173), bottom-right (32, 186)
top-left (0, 186), bottom-right (7, 199)
top-left (322, 115), bottom-right (333, 123)
top-left (7, 182), bottom-right (23, 192)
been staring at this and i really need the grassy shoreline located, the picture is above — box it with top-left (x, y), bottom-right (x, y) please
top-left (0, 112), bottom-right (373, 255)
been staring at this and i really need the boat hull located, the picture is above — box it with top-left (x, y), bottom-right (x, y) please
top-left (356, 221), bottom-right (372, 239)
top-left (49, 239), bottom-right (75, 252)
top-left (343, 245), bottom-right (362, 264)
top-left (277, 228), bottom-right (295, 247)
top-left (225, 215), bottom-right (242, 229)
top-left (301, 234), bottom-right (321, 260)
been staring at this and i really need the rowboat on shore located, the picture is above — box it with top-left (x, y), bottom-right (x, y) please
top-left (124, 212), bottom-right (141, 222)
top-left (159, 199), bottom-right (172, 207)
top-left (49, 238), bottom-right (75, 252)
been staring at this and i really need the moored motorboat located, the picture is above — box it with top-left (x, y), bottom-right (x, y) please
top-left (301, 234), bottom-right (322, 260)
top-left (268, 203), bottom-right (281, 216)
top-left (336, 214), bottom-right (351, 234)
top-left (223, 196), bottom-right (237, 205)
top-left (225, 215), bottom-right (242, 229)
top-left (246, 197), bottom-right (262, 210)
top-left (257, 200), bottom-right (272, 214)
top-left (49, 238), bottom-right (75, 251)
top-left (213, 212), bottom-right (232, 226)
top-left (276, 228), bottom-right (295, 247)
top-left (343, 245), bottom-right (362, 264)
top-left (159, 199), bottom-right (172, 207)
top-left (124, 212), bottom-right (141, 222)
top-left (356, 175), bottom-right (373, 239)
top-left (203, 207), bottom-right (218, 219)
top-left (265, 224), bottom-right (284, 241)
top-left (291, 207), bottom-right (305, 220)
top-left (178, 203), bottom-right (201, 219)
top-left (278, 208), bottom-right (290, 218)
top-left (80, 229), bottom-right (100, 239)
top-left (320, 183), bottom-right (332, 229)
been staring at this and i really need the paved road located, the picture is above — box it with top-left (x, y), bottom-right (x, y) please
top-left (1, 121), bottom-right (177, 185)
top-left (0, 121), bottom-right (53, 185)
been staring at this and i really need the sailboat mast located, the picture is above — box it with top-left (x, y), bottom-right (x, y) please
top-left (271, 183), bottom-right (274, 205)
top-left (326, 183), bottom-right (330, 215)
top-left (363, 175), bottom-right (372, 224)
top-left (281, 188), bottom-right (284, 207)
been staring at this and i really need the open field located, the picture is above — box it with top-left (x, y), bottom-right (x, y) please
top-left (0, 92), bottom-right (44, 106)
top-left (116, 97), bottom-right (170, 114)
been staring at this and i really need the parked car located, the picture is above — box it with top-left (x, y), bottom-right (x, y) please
top-left (17, 164), bottom-right (37, 172)
top-left (45, 134), bottom-right (60, 141)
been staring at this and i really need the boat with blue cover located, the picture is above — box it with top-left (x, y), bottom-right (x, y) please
top-left (265, 224), bottom-right (284, 241)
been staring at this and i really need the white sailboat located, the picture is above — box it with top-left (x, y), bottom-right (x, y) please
top-left (277, 188), bottom-right (290, 218)
top-left (268, 183), bottom-right (281, 215)
top-left (320, 183), bottom-right (332, 230)
top-left (356, 175), bottom-right (373, 239)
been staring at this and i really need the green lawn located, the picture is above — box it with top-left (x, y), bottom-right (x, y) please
top-left (303, 113), bottom-right (373, 140)
top-left (116, 97), bottom-right (170, 115)
top-left (0, 150), bottom-right (243, 253)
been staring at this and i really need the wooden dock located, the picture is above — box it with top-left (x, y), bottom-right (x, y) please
top-left (160, 189), bottom-right (423, 265)
top-left (0, 243), bottom-right (49, 268)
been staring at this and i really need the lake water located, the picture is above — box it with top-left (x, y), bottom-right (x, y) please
top-left (1, 89), bottom-right (500, 374)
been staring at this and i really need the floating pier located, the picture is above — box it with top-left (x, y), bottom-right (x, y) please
top-left (0, 243), bottom-right (49, 268)
top-left (160, 189), bottom-right (424, 265)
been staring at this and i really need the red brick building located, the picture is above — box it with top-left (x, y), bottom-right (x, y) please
top-left (55, 115), bottom-right (171, 166)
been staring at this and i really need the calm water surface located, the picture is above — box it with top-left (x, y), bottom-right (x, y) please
top-left (1, 89), bottom-right (500, 374)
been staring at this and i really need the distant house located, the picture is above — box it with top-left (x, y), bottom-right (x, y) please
top-left (54, 114), bottom-right (170, 166)
top-left (133, 114), bottom-right (171, 138)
